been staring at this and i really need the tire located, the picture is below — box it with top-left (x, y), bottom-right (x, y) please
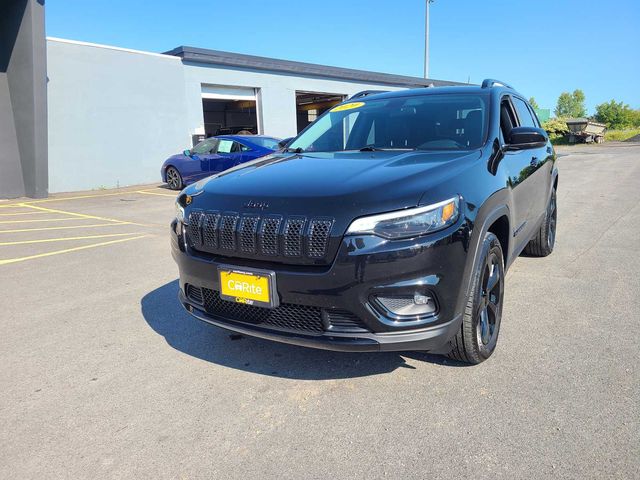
top-left (524, 188), bottom-right (557, 257)
top-left (166, 166), bottom-right (183, 190)
top-left (447, 232), bottom-right (505, 364)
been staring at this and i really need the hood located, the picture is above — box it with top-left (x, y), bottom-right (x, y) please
top-left (186, 150), bottom-right (481, 218)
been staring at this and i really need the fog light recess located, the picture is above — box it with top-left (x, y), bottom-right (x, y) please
top-left (375, 293), bottom-right (437, 317)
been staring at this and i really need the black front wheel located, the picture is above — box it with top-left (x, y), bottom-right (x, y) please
top-left (166, 167), bottom-right (183, 190)
top-left (447, 232), bottom-right (505, 364)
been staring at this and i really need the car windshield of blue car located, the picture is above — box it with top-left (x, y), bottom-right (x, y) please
top-left (287, 93), bottom-right (488, 152)
top-left (192, 138), bottom-right (218, 154)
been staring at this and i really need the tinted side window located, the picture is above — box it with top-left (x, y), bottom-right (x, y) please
top-left (512, 97), bottom-right (536, 128)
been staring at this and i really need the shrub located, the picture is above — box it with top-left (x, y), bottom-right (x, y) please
top-left (542, 118), bottom-right (569, 142)
top-left (604, 128), bottom-right (640, 142)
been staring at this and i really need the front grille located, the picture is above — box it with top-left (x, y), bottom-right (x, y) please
top-left (186, 211), bottom-right (335, 264)
top-left (202, 212), bottom-right (220, 248)
top-left (185, 286), bottom-right (369, 335)
top-left (283, 217), bottom-right (306, 257)
top-left (239, 216), bottom-right (259, 253)
top-left (308, 220), bottom-right (333, 258)
top-left (202, 288), bottom-right (324, 333)
top-left (324, 309), bottom-right (369, 333)
top-left (260, 216), bottom-right (282, 256)
top-left (220, 214), bottom-right (239, 250)
top-left (187, 210), bottom-right (204, 247)
top-left (185, 283), bottom-right (204, 304)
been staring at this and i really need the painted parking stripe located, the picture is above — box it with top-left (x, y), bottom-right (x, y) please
top-left (0, 223), bottom-right (130, 234)
top-left (136, 190), bottom-right (177, 198)
top-left (0, 190), bottom-right (143, 207)
top-left (0, 187), bottom-right (167, 207)
top-left (0, 211), bottom-right (49, 217)
top-left (0, 232), bottom-right (142, 246)
top-left (18, 203), bottom-right (144, 225)
top-left (0, 217), bottom-right (86, 224)
top-left (0, 235), bottom-right (148, 266)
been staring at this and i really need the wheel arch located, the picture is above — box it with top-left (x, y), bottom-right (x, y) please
top-left (487, 215), bottom-right (510, 266)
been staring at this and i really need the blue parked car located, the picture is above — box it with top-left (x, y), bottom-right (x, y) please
top-left (161, 135), bottom-right (281, 190)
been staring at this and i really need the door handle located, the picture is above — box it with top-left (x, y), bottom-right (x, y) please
top-left (530, 156), bottom-right (538, 167)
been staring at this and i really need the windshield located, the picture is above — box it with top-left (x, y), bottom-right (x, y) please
top-left (191, 138), bottom-right (218, 155)
top-left (248, 137), bottom-right (281, 150)
top-left (288, 94), bottom-right (488, 152)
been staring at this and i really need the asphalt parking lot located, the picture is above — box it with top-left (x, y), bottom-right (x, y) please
top-left (1, 143), bottom-right (638, 479)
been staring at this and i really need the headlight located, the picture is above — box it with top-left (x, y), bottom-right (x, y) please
top-left (346, 197), bottom-right (459, 239)
top-left (175, 202), bottom-right (185, 223)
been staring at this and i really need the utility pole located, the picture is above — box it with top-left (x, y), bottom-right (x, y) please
top-left (424, 0), bottom-right (434, 79)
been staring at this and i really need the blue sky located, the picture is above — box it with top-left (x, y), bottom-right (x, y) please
top-left (46, 0), bottom-right (639, 114)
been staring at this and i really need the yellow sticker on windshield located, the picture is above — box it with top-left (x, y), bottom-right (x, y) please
top-left (331, 102), bottom-right (365, 112)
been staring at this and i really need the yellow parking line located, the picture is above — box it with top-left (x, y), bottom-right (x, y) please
top-left (0, 235), bottom-right (148, 266)
top-left (0, 190), bottom-right (146, 207)
top-left (0, 223), bottom-right (129, 234)
top-left (17, 203), bottom-right (141, 224)
top-left (136, 190), bottom-right (177, 198)
top-left (0, 232), bottom-right (142, 246)
top-left (0, 217), bottom-right (85, 224)
top-left (0, 211), bottom-right (48, 217)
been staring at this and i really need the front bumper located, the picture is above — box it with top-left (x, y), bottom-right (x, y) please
top-left (171, 219), bottom-right (470, 352)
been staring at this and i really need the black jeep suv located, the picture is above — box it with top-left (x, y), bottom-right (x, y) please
top-left (170, 79), bottom-right (557, 364)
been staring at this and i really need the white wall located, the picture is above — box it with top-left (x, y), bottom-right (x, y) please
top-left (182, 63), bottom-right (405, 139)
top-left (46, 38), bottom-right (408, 192)
top-left (47, 38), bottom-right (190, 192)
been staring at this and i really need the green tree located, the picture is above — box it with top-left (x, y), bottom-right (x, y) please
top-left (627, 108), bottom-right (640, 128)
top-left (528, 97), bottom-right (539, 109)
top-left (555, 89), bottom-right (587, 118)
top-left (595, 100), bottom-right (633, 129)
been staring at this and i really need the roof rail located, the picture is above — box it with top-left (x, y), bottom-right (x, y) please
top-left (349, 90), bottom-right (389, 100)
top-left (481, 79), bottom-right (514, 89)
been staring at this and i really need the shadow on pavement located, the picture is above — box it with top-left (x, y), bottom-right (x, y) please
top-left (141, 280), bottom-right (463, 379)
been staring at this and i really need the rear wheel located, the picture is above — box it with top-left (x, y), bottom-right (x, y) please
top-left (166, 167), bottom-right (183, 190)
top-left (447, 232), bottom-right (504, 364)
top-left (524, 188), bottom-right (557, 257)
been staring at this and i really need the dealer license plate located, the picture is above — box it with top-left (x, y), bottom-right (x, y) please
top-left (218, 266), bottom-right (278, 309)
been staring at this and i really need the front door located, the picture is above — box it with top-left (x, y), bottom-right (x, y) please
top-left (499, 97), bottom-right (539, 246)
top-left (210, 138), bottom-right (241, 174)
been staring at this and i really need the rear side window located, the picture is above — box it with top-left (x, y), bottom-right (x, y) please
top-left (217, 139), bottom-right (234, 153)
top-left (512, 97), bottom-right (536, 128)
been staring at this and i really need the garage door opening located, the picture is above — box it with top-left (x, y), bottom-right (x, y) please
top-left (201, 85), bottom-right (260, 138)
top-left (202, 99), bottom-right (258, 137)
top-left (296, 91), bottom-right (345, 133)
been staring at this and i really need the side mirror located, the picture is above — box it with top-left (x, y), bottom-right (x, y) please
top-left (183, 149), bottom-right (192, 157)
top-left (505, 127), bottom-right (548, 151)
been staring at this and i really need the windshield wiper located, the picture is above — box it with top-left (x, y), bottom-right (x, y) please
top-left (284, 147), bottom-right (304, 153)
top-left (359, 146), bottom-right (414, 152)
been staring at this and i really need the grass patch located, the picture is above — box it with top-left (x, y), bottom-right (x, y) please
top-left (605, 129), bottom-right (640, 142)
